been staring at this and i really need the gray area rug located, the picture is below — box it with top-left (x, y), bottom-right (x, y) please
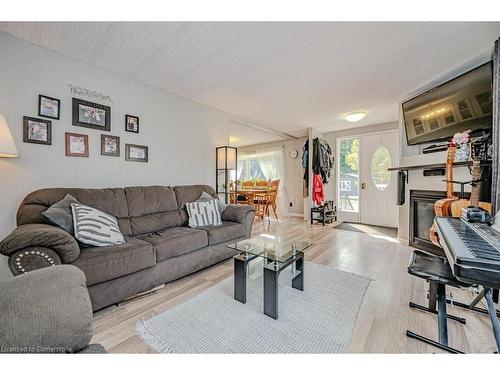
top-left (138, 261), bottom-right (371, 353)
top-left (334, 222), bottom-right (398, 238)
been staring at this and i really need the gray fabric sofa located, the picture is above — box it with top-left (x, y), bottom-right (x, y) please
top-left (0, 185), bottom-right (254, 311)
top-left (0, 265), bottom-right (106, 353)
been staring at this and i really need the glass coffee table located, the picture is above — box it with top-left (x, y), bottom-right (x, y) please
top-left (227, 234), bottom-right (312, 319)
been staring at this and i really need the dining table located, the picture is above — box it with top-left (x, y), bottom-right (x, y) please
top-left (231, 188), bottom-right (268, 204)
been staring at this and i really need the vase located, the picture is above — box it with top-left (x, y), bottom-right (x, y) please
top-left (455, 143), bottom-right (470, 162)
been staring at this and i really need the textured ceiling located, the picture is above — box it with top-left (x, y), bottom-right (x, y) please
top-left (1, 21), bottom-right (499, 138)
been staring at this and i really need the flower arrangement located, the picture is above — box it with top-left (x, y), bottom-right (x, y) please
top-left (450, 129), bottom-right (471, 161)
top-left (450, 129), bottom-right (471, 146)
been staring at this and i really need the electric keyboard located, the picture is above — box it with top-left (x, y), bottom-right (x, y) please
top-left (435, 217), bottom-right (500, 289)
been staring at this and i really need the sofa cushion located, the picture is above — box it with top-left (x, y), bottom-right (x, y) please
top-left (198, 221), bottom-right (245, 245)
top-left (71, 237), bottom-right (155, 286)
top-left (17, 188), bottom-right (132, 236)
top-left (125, 186), bottom-right (182, 236)
top-left (139, 227), bottom-right (208, 262)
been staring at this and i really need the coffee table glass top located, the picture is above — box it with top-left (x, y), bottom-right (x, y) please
top-left (227, 234), bottom-right (312, 263)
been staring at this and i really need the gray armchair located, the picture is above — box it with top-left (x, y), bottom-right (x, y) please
top-left (0, 265), bottom-right (105, 353)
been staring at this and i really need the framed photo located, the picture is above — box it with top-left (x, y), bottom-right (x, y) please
top-left (23, 116), bottom-right (52, 145)
top-left (38, 95), bottom-right (61, 120)
top-left (125, 114), bottom-right (139, 133)
top-left (101, 134), bottom-right (120, 157)
top-left (72, 98), bottom-right (111, 131)
top-left (65, 132), bottom-right (89, 157)
top-left (125, 144), bottom-right (148, 162)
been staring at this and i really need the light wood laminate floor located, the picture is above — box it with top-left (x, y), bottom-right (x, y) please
top-left (91, 218), bottom-right (498, 353)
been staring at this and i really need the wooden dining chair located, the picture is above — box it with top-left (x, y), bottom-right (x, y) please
top-left (253, 190), bottom-right (270, 220)
top-left (229, 181), bottom-right (236, 204)
top-left (267, 179), bottom-right (280, 220)
top-left (255, 180), bottom-right (269, 189)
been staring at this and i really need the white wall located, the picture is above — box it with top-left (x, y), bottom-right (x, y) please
top-left (0, 33), bottom-right (232, 278)
top-left (238, 137), bottom-right (307, 216)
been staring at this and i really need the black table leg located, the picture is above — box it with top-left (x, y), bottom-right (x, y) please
top-left (264, 265), bottom-right (279, 319)
top-left (234, 255), bottom-right (247, 304)
top-left (292, 256), bottom-right (304, 291)
top-left (485, 288), bottom-right (500, 352)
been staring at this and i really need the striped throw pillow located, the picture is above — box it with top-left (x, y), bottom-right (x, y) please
top-left (71, 203), bottom-right (125, 247)
top-left (186, 200), bottom-right (222, 228)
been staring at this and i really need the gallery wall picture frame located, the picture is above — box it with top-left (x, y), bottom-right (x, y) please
top-left (125, 144), bottom-right (148, 162)
top-left (65, 132), bottom-right (89, 157)
top-left (38, 95), bottom-right (61, 120)
top-left (72, 98), bottom-right (111, 131)
top-left (125, 114), bottom-right (139, 133)
top-left (101, 134), bottom-right (120, 157)
top-left (23, 116), bottom-right (52, 145)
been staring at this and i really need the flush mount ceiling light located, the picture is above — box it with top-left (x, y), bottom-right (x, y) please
top-left (344, 112), bottom-right (367, 122)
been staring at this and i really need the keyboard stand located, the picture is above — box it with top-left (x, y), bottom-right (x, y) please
top-left (485, 288), bottom-right (500, 351)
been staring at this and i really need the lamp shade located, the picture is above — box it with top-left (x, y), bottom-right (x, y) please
top-left (216, 146), bottom-right (237, 170)
top-left (0, 113), bottom-right (18, 158)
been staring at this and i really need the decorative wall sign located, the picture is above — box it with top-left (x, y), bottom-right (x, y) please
top-left (38, 95), bottom-right (61, 120)
top-left (68, 84), bottom-right (113, 103)
top-left (101, 134), bottom-right (120, 157)
top-left (72, 98), bottom-right (111, 131)
top-left (125, 114), bottom-right (139, 133)
top-left (65, 132), bottom-right (89, 157)
top-left (125, 144), bottom-right (148, 162)
top-left (23, 116), bottom-right (52, 145)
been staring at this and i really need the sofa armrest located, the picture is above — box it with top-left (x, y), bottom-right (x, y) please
top-left (0, 224), bottom-right (80, 264)
top-left (222, 204), bottom-right (255, 238)
top-left (0, 265), bottom-right (94, 353)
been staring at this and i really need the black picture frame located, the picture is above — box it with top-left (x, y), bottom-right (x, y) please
top-left (72, 98), bottom-right (111, 131)
top-left (125, 144), bottom-right (148, 162)
top-left (38, 95), bottom-right (61, 120)
top-left (101, 134), bottom-right (120, 157)
top-left (125, 114), bottom-right (139, 133)
top-left (23, 116), bottom-right (52, 145)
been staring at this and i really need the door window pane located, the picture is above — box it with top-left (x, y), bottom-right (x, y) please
top-left (338, 138), bottom-right (359, 212)
top-left (371, 145), bottom-right (392, 191)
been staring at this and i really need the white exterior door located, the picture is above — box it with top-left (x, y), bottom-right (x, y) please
top-left (360, 131), bottom-right (399, 227)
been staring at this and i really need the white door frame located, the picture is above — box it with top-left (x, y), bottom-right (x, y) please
top-left (336, 129), bottom-right (399, 225)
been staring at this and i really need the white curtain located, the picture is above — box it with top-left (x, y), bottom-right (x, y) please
top-left (257, 147), bottom-right (287, 218)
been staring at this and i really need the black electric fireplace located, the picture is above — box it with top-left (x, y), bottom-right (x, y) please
top-left (409, 190), bottom-right (469, 255)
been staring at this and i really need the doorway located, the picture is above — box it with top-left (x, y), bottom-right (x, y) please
top-left (336, 130), bottom-right (399, 227)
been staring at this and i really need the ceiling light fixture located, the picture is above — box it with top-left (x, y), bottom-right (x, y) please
top-left (344, 112), bottom-right (367, 122)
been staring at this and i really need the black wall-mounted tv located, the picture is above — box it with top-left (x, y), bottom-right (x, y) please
top-left (402, 62), bottom-right (493, 146)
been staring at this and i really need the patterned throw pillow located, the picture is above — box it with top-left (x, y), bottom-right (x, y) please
top-left (186, 200), bottom-right (222, 228)
top-left (71, 203), bottom-right (125, 247)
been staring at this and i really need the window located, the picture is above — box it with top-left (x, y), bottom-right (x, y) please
top-left (371, 145), bottom-right (392, 191)
top-left (444, 109), bottom-right (456, 125)
top-left (475, 92), bottom-right (492, 115)
top-left (429, 119), bottom-right (440, 130)
top-left (237, 149), bottom-right (283, 182)
top-left (413, 118), bottom-right (424, 135)
top-left (458, 99), bottom-right (473, 120)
